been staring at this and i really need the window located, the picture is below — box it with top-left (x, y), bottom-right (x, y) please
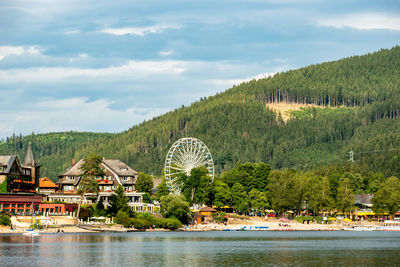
top-left (64, 185), bottom-right (74, 191)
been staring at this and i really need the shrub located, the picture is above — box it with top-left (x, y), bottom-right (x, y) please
top-left (212, 212), bottom-right (226, 223)
top-left (79, 207), bottom-right (92, 220)
top-left (0, 214), bottom-right (11, 226)
top-left (164, 218), bottom-right (182, 230)
top-left (115, 211), bottom-right (132, 227)
top-left (132, 218), bottom-right (149, 229)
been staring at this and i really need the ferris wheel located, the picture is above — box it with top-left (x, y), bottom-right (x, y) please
top-left (164, 137), bottom-right (214, 192)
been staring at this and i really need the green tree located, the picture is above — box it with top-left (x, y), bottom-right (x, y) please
top-left (251, 163), bottom-right (271, 191)
top-left (76, 153), bottom-right (105, 221)
top-left (248, 188), bottom-right (268, 212)
top-left (115, 210), bottom-right (132, 228)
top-left (109, 185), bottom-right (132, 216)
top-left (160, 194), bottom-right (190, 223)
top-left (93, 197), bottom-right (107, 217)
top-left (306, 175), bottom-right (333, 214)
top-left (136, 172), bottom-right (154, 194)
top-left (372, 176), bottom-right (400, 218)
top-left (230, 182), bottom-right (248, 212)
top-left (336, 178), bottom-right (355, 215)
top-left (175, 167), bottom-right (212, 205)
top-left (213, 180), bottom-right (231, 207)
top-left (267, 170), bottom-right (299, 213)
top-left (155, 179), bottom-right (170, 200)
top-left (136, 172), bottom-right (154, 203)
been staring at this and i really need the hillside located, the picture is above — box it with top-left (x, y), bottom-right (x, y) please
top-left (1, 46), bottom-right (400, 180)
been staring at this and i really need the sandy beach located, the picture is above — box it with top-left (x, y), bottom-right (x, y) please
top-left (1, 215), bottom-right (375, 234)
top-left (188, 217), bottom-right (344, 231)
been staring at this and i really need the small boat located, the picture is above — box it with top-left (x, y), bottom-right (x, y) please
top-left (343, 225), bottom-right (377, 231)
top-left (378, 220), bottom-right (400, 231)
top-left (22, 202), bottom-right (40, 236)
top-left (222, 226), bottom-right (242, 231)
top-left (241, 226), bottom-right (269, 231)
top-left (23, 230), bottom-right (40, 236)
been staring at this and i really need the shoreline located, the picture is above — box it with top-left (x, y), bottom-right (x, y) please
top-left (0, 219), bottom-right (353, 234)
top-left (1, 216), bottom-right (383, 234)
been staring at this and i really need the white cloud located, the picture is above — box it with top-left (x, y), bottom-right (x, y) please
top-left (0, 60), bottom-right (186, 84)
top-left (317, 13), bottom-right (400, 31)
top-left (0, 45), bottom-right (42, 60)
top-left (159, 50), bottom-right (173, 56)
top-left (0, 97), bottom-right (170, 138)
top-left (69, 53), bottom-right (88, 63)
top-left (101, 24), bottom-right (181, 36)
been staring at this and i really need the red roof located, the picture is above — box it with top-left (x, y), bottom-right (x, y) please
top-left (39, 177), bottom-right (58, 188)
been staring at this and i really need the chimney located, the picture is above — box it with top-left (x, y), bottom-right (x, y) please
top-left (72, 158), bottom-right (76, 166)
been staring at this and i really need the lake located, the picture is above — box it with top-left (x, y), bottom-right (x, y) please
top-left (1, 231), bottom-right (400, 266)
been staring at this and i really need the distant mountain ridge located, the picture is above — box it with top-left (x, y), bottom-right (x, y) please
top-left (1, 46), bottom-right (400, 180)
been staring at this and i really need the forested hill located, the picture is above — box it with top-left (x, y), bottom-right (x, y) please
top-left (1, 46), bottom-right (400, 180)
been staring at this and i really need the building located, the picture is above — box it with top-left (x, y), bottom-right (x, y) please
top-left (0, 193), bottom-right (42, 215)
top-left (39, 177), bottom-right (58, 195)
top-left (0, 143), bottom-right (40, 193)
top-left (194, 206), bottom-right (218, 224)
top-left (49, 158), bottom-right (154, 211)
top-left (56, 158), bottom-right (138, 193)
top-left (40, 203), bottom-right (78, 215)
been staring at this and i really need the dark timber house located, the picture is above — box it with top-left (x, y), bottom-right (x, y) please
top-left (0, 143), bottom-right (40, 193)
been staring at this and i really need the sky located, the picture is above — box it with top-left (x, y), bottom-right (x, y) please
top-left (0, 0), bottom-right (399, 139)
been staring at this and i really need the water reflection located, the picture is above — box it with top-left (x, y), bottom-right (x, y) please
top-left (1, 232), bottom-right (400, 266)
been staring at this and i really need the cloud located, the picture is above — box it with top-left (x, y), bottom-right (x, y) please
top-left (0, 46), bottom-right (42, 60)
top-left (0, 97), bottom-right (170, 138)
top-left (69, 53), bottom-right (88, 63)
top-left (317, 13), bottom-right (400, 31)
top-left (101, 24), bottom-right (182, 36)
top-left (159, 50), bottom-right (173, 56)
top-left (0, 60), bottom-right (186, 84)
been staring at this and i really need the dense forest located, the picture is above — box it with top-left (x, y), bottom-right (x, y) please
top-left (1, 46), bottom-right (399, 180)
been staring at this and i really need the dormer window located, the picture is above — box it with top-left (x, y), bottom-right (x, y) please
top-left (120, 167), bottom-right (128, 171)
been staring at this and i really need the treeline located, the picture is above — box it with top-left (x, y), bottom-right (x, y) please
top-left (233, 46), bottom-right (400, 108)
top-left (1, 46), bottom-right (400, 180)
top-left (171, 163), bottom-right (394, 216)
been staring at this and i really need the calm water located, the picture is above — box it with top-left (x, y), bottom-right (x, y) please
top-left (1, 231), bottom-right (400, 266)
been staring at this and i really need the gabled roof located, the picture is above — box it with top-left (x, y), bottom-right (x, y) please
top-left (0, 155), bottom-right (17, 173)
top-left (62, 159), bottom-right (85, 176)
top-left (102, 159), bottom-right (138, 176)
top-left (200, 206), bottom-right (217, 212)
top-left (39, 177), bottom-right (58, 188)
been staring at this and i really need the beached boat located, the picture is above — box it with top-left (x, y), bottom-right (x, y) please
top-left (223, 226), bottom-right (242, 231)
top-left (241, 226), bottom-right (269, 231)
top-left (22, 229), bottom-right (40, 236)
top-left (378, 220), bottom-right (400, 231)
top-left (23, 203), bottom-right (40, 236)
top-left (343, 225), bottom-right (377, 231)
